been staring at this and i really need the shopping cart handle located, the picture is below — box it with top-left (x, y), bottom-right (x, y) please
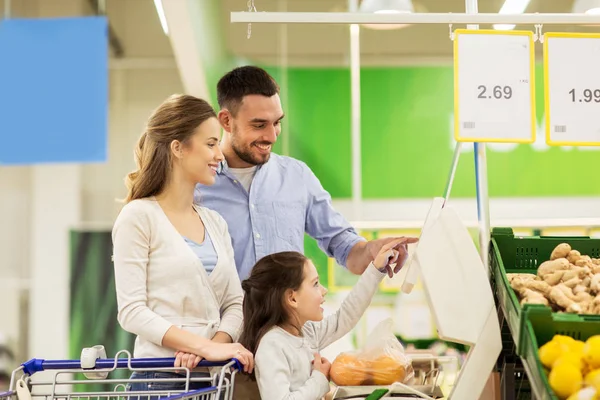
top-left (22, 357), bottom-right (243, 375)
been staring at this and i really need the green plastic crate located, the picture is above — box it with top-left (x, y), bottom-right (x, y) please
top-left (520, 306), bottom-right (600, 400)
top-left (490, 227), bottom-right (600, 355)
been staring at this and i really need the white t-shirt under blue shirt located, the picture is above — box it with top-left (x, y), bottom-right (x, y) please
top-left (183, 230), bottom-right (218, 274)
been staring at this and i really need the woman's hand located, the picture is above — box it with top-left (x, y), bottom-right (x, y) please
top-left (201, 342), bottom-right (254, 374)
top-left (174, 351), bottom-right (203, 369)
top-left (175, 343), bottom-right (254, 374)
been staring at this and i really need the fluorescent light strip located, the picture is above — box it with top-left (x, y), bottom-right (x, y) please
top-left (153, 0), bottom-right (169, 35)
top-left (493, 0), bottom-right (532, 30)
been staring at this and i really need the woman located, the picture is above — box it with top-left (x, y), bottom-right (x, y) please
top-left (112, 94), bottom-right (253, 394)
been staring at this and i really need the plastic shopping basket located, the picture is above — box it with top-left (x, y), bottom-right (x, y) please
top-left (0, 350), bottom-right (242, 400)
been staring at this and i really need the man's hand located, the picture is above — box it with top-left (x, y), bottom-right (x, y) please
top-left (367, 237), bottom-right (418, 278)
top-left (347, 236), bottom-right (418, 276)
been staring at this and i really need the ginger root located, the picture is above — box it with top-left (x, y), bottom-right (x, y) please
top-left (567, 250), bottom-right (582, 264)
top-left (527, 280), bottom-right (552, 296)
top-left (510, 243), bottom-right (600, 314)
top-left (590, 274), bottom-right (600, 294)
top-left (507, 273), bottom-right (536, 284)
top-left (538, 259), bottom-right (570, 277)
top-left (549, 286), bottom-right (582, 313)
top-left (510, 278), bottom-right (552, 306)
top-left (562, 266), bottom-right (590, 282)
top-left (551, 243), bottom-right (571, 260)
top-left (574, 284), bottom-right (588, 295)
top-left (576, 256), bottom-right (593, 268)
top-left (563, 277), bottom-right (582, 289)
top-left (519, 288), bottom-right (549, 306)
top-left (591, 295), bottom-right (600, 313)
top-left (543, 270), bottom-right (566, 286)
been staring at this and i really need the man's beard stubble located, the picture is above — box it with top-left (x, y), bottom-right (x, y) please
top-left (231, 131), bottom-right (271, 166)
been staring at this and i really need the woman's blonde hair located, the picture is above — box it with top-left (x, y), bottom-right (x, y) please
top-left (124, 94), bottom-right (217, 203)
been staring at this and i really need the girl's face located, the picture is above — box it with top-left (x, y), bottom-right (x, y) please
top-left (289, 260), bottom-right (328, 324)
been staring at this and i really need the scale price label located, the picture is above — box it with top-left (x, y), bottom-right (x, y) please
top-left (454, 29), bottom-right (536, 143)
top-left (544, 33), bottom-right (600, 146)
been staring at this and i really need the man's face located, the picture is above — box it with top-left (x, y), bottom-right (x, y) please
top-left (229, 94), bottom-right (284, 166)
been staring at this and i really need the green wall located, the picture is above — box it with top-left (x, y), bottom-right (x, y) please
top-left (264, 65), bottom-right (600, 199)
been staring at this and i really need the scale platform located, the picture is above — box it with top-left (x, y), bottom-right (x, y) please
top-left (332, 385), bottom-right (445, 399)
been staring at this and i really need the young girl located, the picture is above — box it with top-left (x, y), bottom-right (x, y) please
top-left (239, 238), bottom-right (412, 400)
top-left (112, 94), bottom-right (253, 394)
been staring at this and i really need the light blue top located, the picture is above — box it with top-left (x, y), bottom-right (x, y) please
top-left (183, 229), bottom-right (218, 275)
top-left (194, 153), bottom-right (365, 280)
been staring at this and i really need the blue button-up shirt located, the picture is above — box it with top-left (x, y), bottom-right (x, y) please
top-left (194, 153), bottom-right (365, 280)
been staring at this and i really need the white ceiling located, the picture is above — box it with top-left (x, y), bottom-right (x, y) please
top-left (220, 0), bottom-right (596, 66)
top-left (107, 0), bottom-right (173, 58)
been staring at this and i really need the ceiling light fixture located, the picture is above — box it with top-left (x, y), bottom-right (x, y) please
top-left (358, 0), bottom-right (414, 30)
top-left (572, 0), bottom-right (600, 14)
top-left (493, 0), bottom-right (532, 31)
top-left (153, 0), bottom-right (169, 35)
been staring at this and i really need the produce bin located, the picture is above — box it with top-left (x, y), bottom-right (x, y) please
top-left (519, 306), bottom-right (600, 400)
top-left (490, 227), bottom-right (600, 355)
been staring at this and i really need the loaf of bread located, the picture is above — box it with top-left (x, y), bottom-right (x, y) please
top-left (330, 352), bottom-right (410, 386)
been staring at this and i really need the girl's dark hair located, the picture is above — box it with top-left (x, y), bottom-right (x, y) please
top-left (239, 252), bottom-right (308, 357)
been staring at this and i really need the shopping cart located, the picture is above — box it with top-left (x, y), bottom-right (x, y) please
top-left (0, 350), bottom-right (241, 400)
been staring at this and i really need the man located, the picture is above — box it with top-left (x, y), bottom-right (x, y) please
top-left (195, 66), bottom-right (417, 281)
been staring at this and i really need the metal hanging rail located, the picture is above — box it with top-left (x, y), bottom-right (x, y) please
top-left (231, 12), bottom-right (600, 25)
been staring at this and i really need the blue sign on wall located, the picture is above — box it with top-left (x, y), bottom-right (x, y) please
top-left (0, 17), bottom-right (108, 165)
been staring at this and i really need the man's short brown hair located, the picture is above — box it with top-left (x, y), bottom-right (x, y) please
top-left (217, 66), bottom-right (280, 116)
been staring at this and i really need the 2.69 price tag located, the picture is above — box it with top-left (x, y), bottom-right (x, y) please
top-left (454, 30), bottom-right (536, 143)
top-left (476, 85), bottom-right (514, 100)
top-left (544, 33), bottom-right (600, 146)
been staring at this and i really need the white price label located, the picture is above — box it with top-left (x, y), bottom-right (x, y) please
top-left (544, 33), bottom-right (600, 146)
top-left (454, 30), bottom-right (536, 143)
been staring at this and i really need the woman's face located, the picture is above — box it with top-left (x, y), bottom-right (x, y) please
top-left (179, 117), bottom-right (224, 185)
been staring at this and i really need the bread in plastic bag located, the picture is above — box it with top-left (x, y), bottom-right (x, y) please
top-left (330, 319), bottom-right (414, 386)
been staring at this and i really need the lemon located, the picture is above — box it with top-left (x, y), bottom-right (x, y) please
top-left (566, 387), bottom-right (597, 400)
top-left (584, 337), bottom-right (600, 370)
top-left (571, 340), bottom-right (586, 354)
top-left (554, 352), bottom-right (586, 371)
top-left (555, 335), bottom-right (577, 345)
top-left (541, 341), bottom-right (567, 369)
top-left (549, 363), bottom-right (583, 399)
top-left (585, 369), bottom-right (600, 390)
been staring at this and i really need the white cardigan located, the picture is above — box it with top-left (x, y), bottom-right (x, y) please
top-left (112, 197), bottom-right (243, 359)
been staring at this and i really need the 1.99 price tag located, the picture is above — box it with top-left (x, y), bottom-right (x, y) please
top-left (454, 29), bottom-right (536, 143)
top-left (545, 33), bottom-right (600, 146)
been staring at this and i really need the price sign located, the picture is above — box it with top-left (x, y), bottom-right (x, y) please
top-left (454, 29), bottom-right (536, 143)
top-left (544, 33), bottom-right (600, 146)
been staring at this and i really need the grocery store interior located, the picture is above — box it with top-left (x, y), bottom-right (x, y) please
top-left (1, 0), bottom-right (600, 399)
